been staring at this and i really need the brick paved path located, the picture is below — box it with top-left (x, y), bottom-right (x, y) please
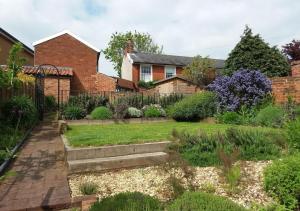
top-left (0, 121), bottom-right (71, 211)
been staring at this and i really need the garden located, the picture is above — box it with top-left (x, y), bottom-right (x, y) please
top-left (62, 68), bottom-right (300, 210)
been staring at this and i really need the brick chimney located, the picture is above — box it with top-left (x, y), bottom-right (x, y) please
top-left (124, 40), bottom-right (134, 55)
top-left (291, 61), bottom-right (300, 77)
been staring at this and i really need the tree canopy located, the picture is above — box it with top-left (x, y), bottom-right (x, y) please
top-left (103, 31), bottom-right (163, 77)
top-left (224, 26), bottom-right (290, 77)
top-left (183, 55), bottom-right (215, 86)
top-left (282, 40), bottom-right (300, 62)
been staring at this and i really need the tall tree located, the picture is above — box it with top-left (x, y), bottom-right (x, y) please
top-left (224, 26), bottom-right (290, 77)
top-left (183, 55), bottom-right (215, 86)
top-left (103, 31), bottom-right (163, 77)
top-left (282, 40), bottom-right (300, 62)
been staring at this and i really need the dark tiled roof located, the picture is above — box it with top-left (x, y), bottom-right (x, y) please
top-left (129, 52), bottom-right (225, 69)
top-left (0, 65), bottom-right (73, 76)
top-left (0, 28), bottom-right (34, 55)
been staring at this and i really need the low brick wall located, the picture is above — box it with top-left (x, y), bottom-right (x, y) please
top-left (271, 76), bottom-right (300, 104)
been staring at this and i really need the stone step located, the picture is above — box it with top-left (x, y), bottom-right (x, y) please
top-left (65, 140), bottom-right (170, 161)
top-left (68, 152), bottom-right (168, 174)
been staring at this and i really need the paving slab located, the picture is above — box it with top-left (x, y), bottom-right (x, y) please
top-left (0, 121), bottom-right (71, 211)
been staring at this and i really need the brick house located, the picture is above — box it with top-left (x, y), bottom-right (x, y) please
top-left (0, 27), bottom-right (34, 65)
top-left (121, 41), bottom-right (225, 87)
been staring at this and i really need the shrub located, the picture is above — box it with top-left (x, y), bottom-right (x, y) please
top-left (171, 91), bottom-right (217, 121)
top-left (91, 106), bottom-right (112, 120)
top-left (127, 107), bottom-right (142, 118)
top-left (167, 192), bottom-right (245, 211)
top-left (295, 106), bottom-right (300, 118)
top-left (113, 102), bottom-right (129, 119)
top-left (143, 104), bottom-right (166, 118)
top-left (79, 182), bottom-right (98, 195)
top-left (217, 112), bottom-right (243, 125)
top-left (90, 192), bottom-right (162, 211)
top-left (264, 154), bottom-right (300, 210)
top-left (138, 80), bottom-right (155, 89)
top-left (286, 118), bottom-right (300, 150)
top-left (2, 96), bottom-right (37, 129)
top-left (44, 95), bottom-right (56, 112)
top-left (208, 69), bottom-right (272, 111)
top-left (68, 94), bottom-right (108, 113)
top-left (63, 106), bottom-right (86, 120)
top-left (255, 105), bottom-right (285, 128)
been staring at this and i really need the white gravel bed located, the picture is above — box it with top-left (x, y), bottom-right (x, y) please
top-left (68, 161), bottom-right (273, 208)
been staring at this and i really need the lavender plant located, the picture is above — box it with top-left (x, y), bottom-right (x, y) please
top-left (208, 69), bottom-right (271, 111)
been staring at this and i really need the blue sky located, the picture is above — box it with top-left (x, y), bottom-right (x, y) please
top-left (0, 0), bottom-right (300, 76)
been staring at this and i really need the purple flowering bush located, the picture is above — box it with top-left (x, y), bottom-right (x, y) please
top-left (208, 69), bottom-right (271, 111)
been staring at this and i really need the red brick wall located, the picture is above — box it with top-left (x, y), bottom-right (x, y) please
top-left (91, 73), bottom-right (116, 92)
top-left (132, 64), bottom-right (140, 84)
top-left (291, 61), bottom-right (300, 77)
top-left (176, 67), bottom-right (183, 75)
top-left (271, 77), bottom-right (300, 104)
top-left (34, 33), bottom-right (98, 92)
top-left (44, 77), bottom-right (70, 102)
top-left (152, 65), bottom-right (164, 81)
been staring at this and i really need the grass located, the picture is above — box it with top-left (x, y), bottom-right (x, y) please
top-left (65, 121), bottom-right (279, 147)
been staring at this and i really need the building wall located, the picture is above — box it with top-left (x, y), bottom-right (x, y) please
top-left (121, 55), bottom-right (133, 81)
top-left (44, 77), bottom-right (71, 102)
top-left (154, 78), bottom-right (200, 95)
top-left (91, 73), bottom-right (116, 92)
top-left (34, 33), bottom-right (99, 92)
top-left (152, 65), bottom-right (165, 81)
top-left (0, 35), bottom-right (33, 65)
top-left (132, 64), bottom-right (140, 84)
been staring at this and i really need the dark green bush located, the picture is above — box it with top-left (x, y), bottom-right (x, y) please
top-left (138, 80), bottom-right (155, 89)
top-left (217, 112), bottom-right (243, 125)
top-left (286, 118), bottom-right (300, 150)
top-left (171, 91), bottom-right (217, 121)
top-left (68, 94), bottom-right (108, 113)
top-left (90, 192), bottom-right (162, 211)
top-left (255, 105), bottom-right (285, 127)
top-left (44, 95), bottom-right (57, 112)
top-left (63, 106), bottom-right (86, 120)
top-left (2, 96), bottom-right (37, 129)
top-left (91, 106), bottom-right (112, 120)
top-left (144, 107), bottom-right (161, 118)
top-left (167, 192), bottom-right (245, 211)
top-left (79, 182), bottom-right (98, 195)
top-left (264, 154), bottom-right (300, 210)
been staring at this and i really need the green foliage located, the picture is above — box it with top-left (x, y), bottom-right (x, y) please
top-left (2, 96), bottom-right (37, 129)
top-left (295, 106), bottom-right (300, 117)
top-left (264, 154), bottom-right (300, 210)
top-left (217, 112), bottom-right (243, 125)
top-left (224, 26), bottom-right (290, 77)
top-left (286, 118), bottom-right (300, 150)
top-left (167, 192), bottom-right (246, 211)
top-left (91, 106), bottom-right (113, 120)
top-left (171, 91), bottom-right (217, 121)
top-left (44, 95), bottom-right (57, 112)
top-left (63, 106), bottom-right (86, 120)
top-left (79, 182), bottom-right (98, 195)
top-left (90, 192), bottom-right (162, 211)
top-left (138, 80), bottom-right (155, 89)
top-left (0, 66), bottom-right (10, 88)
top-left (103, 31), bottom-right (163, 77)
top-left (67, 94), bottom-right (108, 113)
top-left (143, 104), bottom-right (166, 117)
top-left (171, 127), bottom-right (285, 167)
top-left (183, 55), bottom-right (215, 86)
top-left (255, 105), bottom-right (285, 128)
top-left (127, 107), bottom-right (142, 118)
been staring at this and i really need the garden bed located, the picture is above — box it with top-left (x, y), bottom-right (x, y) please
top-left (64, 121), bottom-right (277, 147)
top-left (68, 161), bottom-right (273, 208)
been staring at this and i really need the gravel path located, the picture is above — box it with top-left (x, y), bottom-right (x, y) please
top-left (68, 160), bottom-right (273, 208)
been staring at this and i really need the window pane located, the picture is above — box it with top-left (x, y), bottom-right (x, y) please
top-left (165, 66), bottom-right (176, 78)
top-left (141, 65), bottom-right (151, 82)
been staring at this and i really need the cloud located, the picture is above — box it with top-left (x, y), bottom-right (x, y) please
top-left (0, 0), bottom-right (299, 76)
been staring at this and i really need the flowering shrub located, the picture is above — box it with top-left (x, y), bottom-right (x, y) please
top-left (208, 69), bottom-right (271, 111)
top-left (127, 107), bottom-right (142, 118)
top-left (142, 104), bottom-right (166, 117)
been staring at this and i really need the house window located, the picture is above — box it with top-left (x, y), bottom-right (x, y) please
top-left (140, 64), bottom-right (152, 82)
top-left (165, 66), bottom-right (176, 78)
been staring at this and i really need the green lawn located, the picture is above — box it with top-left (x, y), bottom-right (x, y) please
top-left (65, 121), bottom-right (279, 147)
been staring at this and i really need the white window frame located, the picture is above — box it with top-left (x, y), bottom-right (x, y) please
top-left (139, 64), bottom-right (153, 82)
top-left (164, 65), bottom-right (176, 78)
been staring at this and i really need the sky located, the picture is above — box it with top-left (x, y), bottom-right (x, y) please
top-left (0, 0), bottom-right (300, 76)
